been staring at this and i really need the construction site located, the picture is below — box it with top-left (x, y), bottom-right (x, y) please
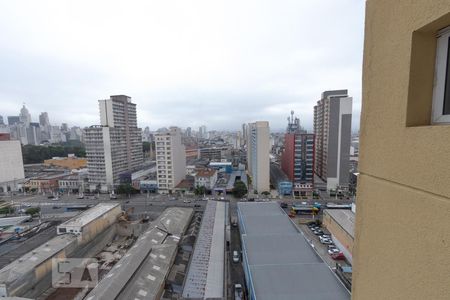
top-left (0, 201), bottom-right (206, 300)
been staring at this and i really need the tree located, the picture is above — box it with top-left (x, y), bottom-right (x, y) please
top-left (25, 207), bottom-right (41, 216)
top-left (142, 142), bottom-right (151, 153)
top-left (116, 184), bottom-right (137, 195)
top-left (232, 180), bottom-right (248, 198)
top-left (22, 142), bottom-right (86, 164)
top-left (0, 205), bottom-right (14, 216)
top-left (194, 185), bottom-right (206, 196)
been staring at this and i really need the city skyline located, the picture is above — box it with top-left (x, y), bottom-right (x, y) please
top-left (0, 0), bottom-right (364, 131)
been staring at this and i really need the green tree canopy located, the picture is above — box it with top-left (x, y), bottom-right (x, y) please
top-left (233, 180), bottom-right (248, 198)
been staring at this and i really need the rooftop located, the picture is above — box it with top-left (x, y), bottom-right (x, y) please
top-left (237, 202), bottom-right (350, 300)
top-left (58, 203), bottom-right (120, 228)
top-left (183, 201), bottom-right (226, 299)
top-left (195, 168), bottom-right (216, 178)
top-left (0, 235), bottom-right (76, 285)
top-left (324, 209), bottom-right (355, 238)
top-left (86, 207), bottom-right (193, 300)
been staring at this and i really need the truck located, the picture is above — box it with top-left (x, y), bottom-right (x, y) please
top-left (234, 283), bottom-right (243, 300)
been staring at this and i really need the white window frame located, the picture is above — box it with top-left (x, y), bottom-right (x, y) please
top-left (432, 26), bottom-right (450, 123)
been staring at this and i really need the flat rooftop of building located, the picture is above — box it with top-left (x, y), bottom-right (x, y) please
top-left (209, 161), bottom-right (232, 166)
top-left (237, 202), bottom-right (349, 300)
top-left (324, 209), bottom-right (355, 238)
top-left (31, 172), bottom-right (68, 180)
top-left (58, 203), bottom-right (120, 228)
top-left (0, 234), bottom-right (76, 285)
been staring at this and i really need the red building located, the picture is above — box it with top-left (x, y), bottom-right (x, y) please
top-left (281, 133), bottom-right (315, 196)
top-left (0, 133), bottom-right (11, 141)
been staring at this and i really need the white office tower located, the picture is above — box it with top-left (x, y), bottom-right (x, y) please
top-left (246, 121), bottom-right (270, 194)
top-left (85, 95), bottom-right (143, 192)
top-left (155, 127), bottom-right (186, 193)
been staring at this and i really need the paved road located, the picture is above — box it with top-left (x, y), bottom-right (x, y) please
top-left (228, 198), bottom-right (246, 299)
top-left (4, 193), bottom-right (208, 216)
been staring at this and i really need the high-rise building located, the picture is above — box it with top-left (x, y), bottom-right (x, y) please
top-left (26, 123), bottom-right (41, 145)
top-left (39, 112), bottom-right (50, 127)
top-left (39, 112), bottom-right (50, 137)
top-left (281, 112), bottom-right (315, 195)
top-left (199, 125), bottom-right (207, 139)
top-left (85, 95), bottom-right (143, 192)
top-left (19, 105), bottom-right (31, 126)
top-left (242, 123), bottom-right (248, 147)
top-left (246, 121), bottom-right (270, 194)
top-left (155, 127), bottom-right (186, 193)
top-left (313, 90), bottom-right (352, 191)
top-left (353, 2), bottom-right (450, 299)
top-left (185, 127), bottom-right (192, 137)
top-left (7, 116), bottom-right (20, 126)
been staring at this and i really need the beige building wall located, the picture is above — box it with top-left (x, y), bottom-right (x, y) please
top-left (323, 211), bottom-right (354, 257)
top-left (353, 2), bottom-right (450, 300)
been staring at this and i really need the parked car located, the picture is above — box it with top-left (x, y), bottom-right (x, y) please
top-left (234, 283), bottom-right (243, 300)
top-left (233, 251), bottom-right (240, 263)
top-left (319, 236), bottom-right (332, 244)
top-left (194, 204), bottom-right (201, 208)
top-left (321, 238), bottom-right (333, 245)
top-left (52, 206), bottom-right (61, 209)
top-left (331, 252), bottom-right (346, 260)
top-left (280, 202), bottom-right (288, 208)
top-left (328, 248), bottom-right (340, 255)
top-left (47, 195), bottom-right (55, 199)
top-left (183, 199), bottom-right (191, 203)
top-left (313, 229), bottom-right (324, 235)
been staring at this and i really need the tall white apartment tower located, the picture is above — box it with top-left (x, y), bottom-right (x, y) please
top-left (246, 121), bottom-right (270, 194)
top-left (313, 90), bottom-right (352, 191)
top-left (155, 127), bottom-right (186, 193)
top-left (85, 95), bottom-right (143, 192)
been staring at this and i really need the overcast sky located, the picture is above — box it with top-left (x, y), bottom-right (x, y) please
top-left (0, 0), bottom-right (365, 132)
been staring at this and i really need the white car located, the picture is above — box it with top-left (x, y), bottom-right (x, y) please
top-left (328, 248), bottom-right (340, 255)
top-left (319, 236), bottom-right (332, 244)
top-left (233, 250), bottom-right (240, 263)
top-left (183, 199), bottom-right (191, 203)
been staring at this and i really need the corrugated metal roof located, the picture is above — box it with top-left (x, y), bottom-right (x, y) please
top-left (85, 207), bottom-right (193, 300)
top-left (58, 203), bottom-right (120, 228)
top-left (182, 201), bottom-right (226, 299)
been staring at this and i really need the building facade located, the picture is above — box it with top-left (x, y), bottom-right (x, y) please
top-left (246, 121), bottom-right (270, 194)
top-left (194, 168), bottom-right (217, 190)
top-left (281, 133), bottom-right (315, 195)
top-left (314, 90), bottom-right (352, 191)
top-left (155, 127), bottom-right (186, 193)
top-left (0, 140), bottom-right (25, 194)
top-left (353, 2), bottom-right (450, 300)
top-left (85, 95), bottom-right (143, 192)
